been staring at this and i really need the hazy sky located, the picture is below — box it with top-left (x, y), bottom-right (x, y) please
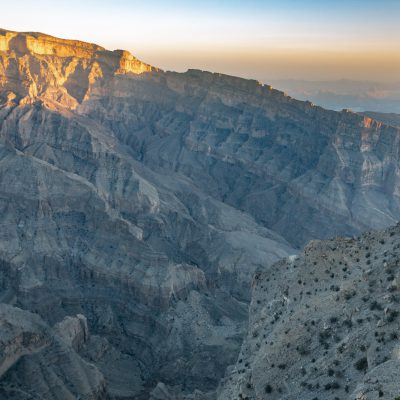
top-left (1, 0), bottom-right (399, 83)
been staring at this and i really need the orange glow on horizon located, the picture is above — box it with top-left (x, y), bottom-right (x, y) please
top-left (0, 0), bottom-right (399, 83)
top-left (134, 47), bottom-right (400, 83)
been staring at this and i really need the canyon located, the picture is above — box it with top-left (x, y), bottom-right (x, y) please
top-left (0, 29), bottom-right (399, 399)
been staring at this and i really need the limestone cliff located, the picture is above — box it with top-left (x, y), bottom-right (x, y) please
top-left (0, 28), bottom-right (156, 108)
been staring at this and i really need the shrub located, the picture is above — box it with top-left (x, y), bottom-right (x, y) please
top-left (265, 384), bottom-right (273, 393)
top-left (324, 381), bottom-right (340, 390)
top-left (387, 310), bottom-right (399, 323)
top-left (354, 357), bottom-right (368, 372)
top-left (370, 301), bottom-right (383, 311)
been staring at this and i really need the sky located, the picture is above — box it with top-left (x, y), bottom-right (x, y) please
top-left (0, 0), bottom-right (399, 83)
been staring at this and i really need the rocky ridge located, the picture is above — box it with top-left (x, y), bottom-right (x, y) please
top-left (218, 224), bottom-right (400, 400)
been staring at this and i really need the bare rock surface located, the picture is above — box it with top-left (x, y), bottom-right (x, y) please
top-left (218, 224), bottom-right (400, 400)
top-left (0, 304), bottom-right (106, 399)
top-left (351, 360), bottom-right (400, 400)
top-left (54, 314), bottom-right (89, 351)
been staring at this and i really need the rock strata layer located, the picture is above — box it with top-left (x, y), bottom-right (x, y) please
top-left (0, 304), bottom-right (106, 399)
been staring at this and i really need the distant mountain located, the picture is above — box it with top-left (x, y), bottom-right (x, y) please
top-left (270, 79), bottom-right (400, 113)
top-left (1, 29), bottom-right (400, 398)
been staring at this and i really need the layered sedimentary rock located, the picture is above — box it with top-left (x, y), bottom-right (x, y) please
top-left (0, 29), bottom-right (294, 399)
top-left (0, 28), bottom-right (400, 398)
top-left (0, 107), bottom-right (291, 397)
top-left (218, 224), bottom-right (400, 400)
top-left (0, 304), bottom-right (106, 399)
top-left (0, 28), bottom-right (156, 108)
top-left (79, 73), bottom-right (400, 248)
top-left (2, 29), bottom-right (400, 250)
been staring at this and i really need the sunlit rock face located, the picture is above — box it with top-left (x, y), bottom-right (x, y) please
top-left (0, 28), bottom-right (400, 399)
top-left (0, 28), bottom-right (156, 108)
top-left (361, 111), bottom-right (400, 129)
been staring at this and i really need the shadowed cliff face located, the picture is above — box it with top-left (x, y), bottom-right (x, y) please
top-left (0, 29), bottom-right (400, 399)
top-left (79, 71), bottom-right (400, 248)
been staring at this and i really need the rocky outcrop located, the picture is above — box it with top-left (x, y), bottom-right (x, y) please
top-left (0, 304), bottom-right (107, 399)
top-left (54, 314), bottom-right (89, 351)
top-left (218, 223), bottom-right (400, 400)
